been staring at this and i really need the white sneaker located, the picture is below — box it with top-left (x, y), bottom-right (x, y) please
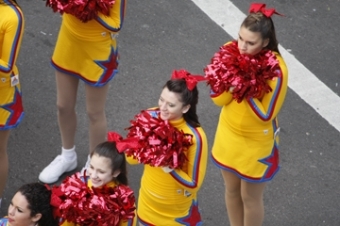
top-left (39, 155), bottom-right (77, 184)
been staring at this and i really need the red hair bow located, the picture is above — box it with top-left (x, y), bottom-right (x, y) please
top-left (249, 3), bottom-right (284, 17)
top-left (107, 131), bottom-right (140, 153)
top-left (171, 69), bottom-right (206, 91)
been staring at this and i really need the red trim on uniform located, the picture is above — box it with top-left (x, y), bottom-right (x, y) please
top-left (211, 155), bottom-right (263, 181)
top-left (170, 127), bottom-right (203, 189)
top-left (138, 215), bottom-right (156, 226)
top-left (51, 59), bottom-right (94, 84)
top-left (248, 69), bottom-right (283, 121)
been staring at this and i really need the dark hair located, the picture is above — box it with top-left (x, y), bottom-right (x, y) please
top-left (17, 183), bottom-right (59, 226)
top-left (90, 142), bottom-right (128, 185)
top-left (164, 79), bottom-right (200, 128)
top-left (241, 12), bottom-right (279, 53)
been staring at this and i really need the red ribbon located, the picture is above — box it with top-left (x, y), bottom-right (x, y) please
top-left (171, 69), bottom-right (206, 91)
top-left (107, 131), bottom-right (140, 153)
top-left (249, 3), bottom-right (284, 17)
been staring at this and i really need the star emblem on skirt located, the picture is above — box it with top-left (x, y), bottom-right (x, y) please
top-left (2, 87), bottom-right (24, 127)
top-left (175, 200), bottom-right (202, 226)
top-left (95, 47), bottom-right (119, 85)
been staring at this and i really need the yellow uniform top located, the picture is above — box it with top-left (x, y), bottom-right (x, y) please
top-left (211, 52), bottom-right (288, 182)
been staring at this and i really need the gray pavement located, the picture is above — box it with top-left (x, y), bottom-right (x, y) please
top-left (1, 0), bottom-right (340, 225)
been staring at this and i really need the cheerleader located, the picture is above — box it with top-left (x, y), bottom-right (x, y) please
top-left (126, 70), bottom-right (208, 225)
top-left (205, 3), bottom-right (288, 226)
top-left (0, 0), bottom-right (25, 206)
top-left (52, 135), bottom-right (136, 226)
top-left (39, 0), bottom-right (127, 184)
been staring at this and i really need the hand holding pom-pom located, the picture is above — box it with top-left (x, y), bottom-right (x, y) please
top-left (124, 110), bottom-right (193, 169)
top-left (162, 166), bottom-right (174, 173)
top-left (204, 41), bottom-right (280, 102)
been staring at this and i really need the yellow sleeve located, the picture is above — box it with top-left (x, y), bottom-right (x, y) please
top-left (246, 54), bottom-right (288, 122)
top-left (60, 220), bottom-right (76, 226)
top-left (119, 215), bottom-right (136, 226)
top-left (169, 127), bottom-right (208, 194)
top-left (210, 90), bottom-right (233, 107)
top-left (95, 0), bottom-right (126, 32)
top-left (0, 5), bottom-right (24, 77)
top-left (125, 154), bottom-right (139, 165)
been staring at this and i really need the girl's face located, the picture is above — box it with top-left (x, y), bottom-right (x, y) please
top-left (158, 87), bottom-right (190, 121)
top-left (88, 154), bottom-right (115, 188)
top-left (7, 192), bottom-right (40, 226)
top-left (237, 26), bottom-right (269, 55)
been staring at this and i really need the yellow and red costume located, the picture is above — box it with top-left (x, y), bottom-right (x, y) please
top-left (127, 109), bottom-right (208, 226)
top-left (51, 0), bottom-right (126, 87)
top-left (210, 47), bottom-right (288, 182)
top-left (0, 0), bottom-right (24, 129)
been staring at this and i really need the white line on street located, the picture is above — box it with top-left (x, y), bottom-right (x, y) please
top-left (191, 0), bottom-right (340, 132)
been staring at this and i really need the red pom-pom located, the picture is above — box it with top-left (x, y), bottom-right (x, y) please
top-left (125, 110), bottom-right (193, 169)
top-left (50, 173), bottom-right (135, 226)
top-left (204, 41), bottom-right (280, 102)
top-left (45, 0), bottom-right (115, 22)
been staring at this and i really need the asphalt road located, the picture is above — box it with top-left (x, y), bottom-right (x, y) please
top-left (1, 0), bottom-right (340, 225)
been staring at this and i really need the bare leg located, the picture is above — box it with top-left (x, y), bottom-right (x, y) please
top-left (38, 71), bottom-right (79, 184)
top-left (241, 180), bottom-right (266, 226)
top-left (55, 71), bottom-right (79, 149)
top-left (85, 83), bottom-right (109, 153)
top-left (0, 130), bottom-right (10, 198)
top-left (221, 170), bottom-right (244, 226)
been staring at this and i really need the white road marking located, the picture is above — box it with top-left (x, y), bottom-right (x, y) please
top-left (192, 0), bottom-right (340, 132)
